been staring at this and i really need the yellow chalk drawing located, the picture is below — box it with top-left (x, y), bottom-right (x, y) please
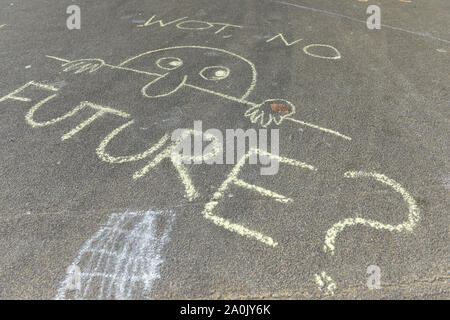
top-left (137, 15), bottom-right (188, 28)
top-left (314, 271), bottom-right (336, 295)
top-left (96, 120), bottom-right (170, 163)
top-left (303, 44), bottom-right (341, 60)
top-left (136, 14), bottom-right (242, 38)
top-left (132, 141), bottom-right (200, 201)
top-left (0, 81), bottom-right (58, 103)
top-left (134, 129), bottom-right (221, 201)
top-left (245, 99), bottom-right (296, 127)
top-left (47, 45), bottom-right (350, 140)
top-left (155, 57), bottom-right (183, 70)
top-left (116, 45), bottom-right (257, 100)
top-left (323, 171), bottom-right (420, 255)
top-left (27, 98), bottom-right (130, 141)
top-left (212, 22), bottom-right (243, 36)
top-left (266, 33), bottom-right (303, 46)
top-left (202, 148), bottom-right (317, 247)
top-left (266, 34), bottom-right (342, 60)
top-left (141, 74), bottom-right (188, 98)
top-left (287, 118), bottom-right (351, 140)
top-left (176, 20), bottom-right (215, 30)
top-left (46, 56), bottom-right (163, 77)
top-left (98, 126), bottom-right (220, 201)
top-left (0, 81), bottom-right (131, 141)
top-left (0, 81), bottom-right (217, 203)
top-left (199, 66), bottom-right (231, 81)
top-left (62, 59), bottom-right (105, 74)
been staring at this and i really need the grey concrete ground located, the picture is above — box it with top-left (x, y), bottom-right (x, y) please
top-left (0, 0), bottom-right (448, 299)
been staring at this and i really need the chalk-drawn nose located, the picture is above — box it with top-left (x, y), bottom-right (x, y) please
top-left (141, 74), bottom-right (188, 98)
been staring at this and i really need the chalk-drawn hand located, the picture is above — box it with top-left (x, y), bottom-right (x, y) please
top-left (245, 99), bottom-right (295, 127)
top-left (62, 59), bottom-right (106, 74)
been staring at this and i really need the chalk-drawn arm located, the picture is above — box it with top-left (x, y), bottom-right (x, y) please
top-left (46, 55), bottom-right (106, 74)
top-left (61, 58), bottom-right (106, 74)
top-left (244, 98), bottom-right (352, 140)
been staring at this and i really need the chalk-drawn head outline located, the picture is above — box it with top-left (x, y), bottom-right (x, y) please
top-left (116, 46), bottom-right (257, 100)
top-left (47, 45), bottom-right (351, 140)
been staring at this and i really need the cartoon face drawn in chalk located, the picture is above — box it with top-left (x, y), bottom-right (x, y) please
top-left (116, 46), bottom-right (257, 100)
top-left (47, 46), bottom-right (351, 140)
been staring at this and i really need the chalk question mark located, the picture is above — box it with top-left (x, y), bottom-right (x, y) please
top-left (323, 171), bottom-right (420, 255)
top-left (316, 171), bottom-right (420, 295)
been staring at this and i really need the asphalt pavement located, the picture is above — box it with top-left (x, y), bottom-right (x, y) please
top-left (0, 0), bottom-right (448, 299)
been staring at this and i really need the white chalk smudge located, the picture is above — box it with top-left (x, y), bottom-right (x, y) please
top-left (55, 209), bottom-right (175, 300)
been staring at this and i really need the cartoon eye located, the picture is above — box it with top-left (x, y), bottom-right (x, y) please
top-left (199, 66), bottom-right (230, 81)
top-left (156, 57), bottom-right (183, 70)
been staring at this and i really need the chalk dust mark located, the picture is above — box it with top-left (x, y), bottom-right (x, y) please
top-left (55, 210), bottom-right (175, 300)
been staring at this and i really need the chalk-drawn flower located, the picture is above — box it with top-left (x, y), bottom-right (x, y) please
top-left (62, 58), bottom-right (106, 74)
top-left (245, 99), bottom-right (295, 127)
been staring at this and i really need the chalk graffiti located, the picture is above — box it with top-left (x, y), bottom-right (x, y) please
top-left (0, 81), bottom-right (223, 201)
top-left (134, 13), bottom-right (346, 58)
top-left (136, 14), bottom-right (243, 39)
top-left (323, 171), bottom-right (420, 255)
top-left (46, 45), bottom-right (351, 140)
top-left (0, 81), bottom-right (131, 142)
top-left (202, 148), bottom-right (317, 247)
top-left (314, 171), bottom-right (420, 295)
top-left (0, 80), bottom-right (419, 254)
top-left (266, 33), bottom-right (303, 46)
top-left (314, 271), bottom-right (336, 295)
top-left (55, 209), bottom-right (175, 300)
top-left (0, 23), bottom-right (423, 299)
